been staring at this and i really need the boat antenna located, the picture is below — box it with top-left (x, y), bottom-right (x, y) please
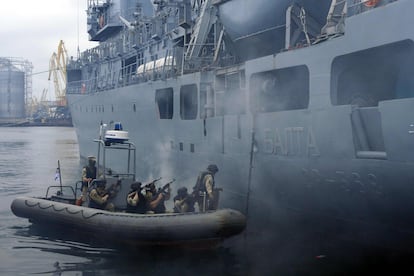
top-left (97, 121), bottom-right (103, 178)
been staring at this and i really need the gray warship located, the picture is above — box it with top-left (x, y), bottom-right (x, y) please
top-left (66, 0), bottom-right (414, 270)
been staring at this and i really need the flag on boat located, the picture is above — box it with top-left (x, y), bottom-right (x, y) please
top-left (54, 168), bottom-right (61, 182)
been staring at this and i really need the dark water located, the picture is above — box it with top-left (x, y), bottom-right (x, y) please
top-left (0, 127), bottom-right (246, 276)
top-left (3, 127), bottom-right (414, 276)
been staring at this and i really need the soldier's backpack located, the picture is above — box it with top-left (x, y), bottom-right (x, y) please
top-left (193, 171), bottom-right (211, 194)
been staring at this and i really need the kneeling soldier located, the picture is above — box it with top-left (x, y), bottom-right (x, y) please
top-left (88, 180), bottom-right (115, 211)
top-left (126, 182), bottom-right (147, 214)
top-left (173, 187), bottom-right (195, 213)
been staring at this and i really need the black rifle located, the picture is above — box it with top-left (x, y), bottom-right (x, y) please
top-left (173, 193), bottom-right (195, 213)
top-left (182, 194), bottom-right (195, 204)
top-left (104, 179), bottom-right (122, 199)
top-left (143, 177), bottom-right (162, 191)
top-left (157, 178), bottom-right (176, 195)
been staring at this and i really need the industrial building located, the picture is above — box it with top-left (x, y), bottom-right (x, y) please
top-left (0, 57), bottom-right (32, 124)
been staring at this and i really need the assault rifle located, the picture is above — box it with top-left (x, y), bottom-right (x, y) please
top-left (143, 177), bottom-right (162, 191)
top-left (104, 179), bottom-right (122, 199)
top-left (157, 178), bottom-right (176, 195)
top-left (181, 194), bottom-right (195, 204)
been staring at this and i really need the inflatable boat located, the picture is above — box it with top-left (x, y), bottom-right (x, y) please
top-left (11, 196), bottom-right (246, 246)
top-left (10, 127), bottom-right (246, 247)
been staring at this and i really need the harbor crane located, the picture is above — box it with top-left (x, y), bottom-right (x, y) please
top-left (48, 40), bottom-right (68, 106)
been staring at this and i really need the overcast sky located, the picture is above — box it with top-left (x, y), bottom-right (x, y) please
top-left (0, 0), bottom-right (97, 101)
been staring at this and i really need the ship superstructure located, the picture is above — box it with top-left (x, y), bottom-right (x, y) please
top-left (67, 0), bottom-right (414, 271)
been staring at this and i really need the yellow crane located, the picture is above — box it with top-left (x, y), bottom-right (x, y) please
top-left (40, 88), bottom-right (48, 103)
top-left (48, 40), bottom-right (68, 106)
top-left (27, 95), bottom-right (38, 118)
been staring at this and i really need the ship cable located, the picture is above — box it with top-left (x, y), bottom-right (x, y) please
top-left (244, 113), bottom-right (257, 244)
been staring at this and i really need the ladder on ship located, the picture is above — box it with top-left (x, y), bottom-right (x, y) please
top-left (185, 0), bottom-right (215, 60)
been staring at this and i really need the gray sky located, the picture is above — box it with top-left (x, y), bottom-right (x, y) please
top-left (0, 0), bottom-right (96, 101)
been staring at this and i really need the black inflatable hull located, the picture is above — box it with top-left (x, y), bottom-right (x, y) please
top-left (11, 196), bottom-right (246, 246)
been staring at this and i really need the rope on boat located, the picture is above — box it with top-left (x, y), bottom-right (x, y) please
top-left (24, 199), bottom-right (102, 219)
top-left (22, 199), bottom-right (230, 220)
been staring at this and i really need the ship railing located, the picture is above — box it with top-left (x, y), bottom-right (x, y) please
top-left (67, 61), bottom-right (178, 95)
top-left (182, 54), bottom-right (236, 74)
top-left (88, 0), bottom-right (106, 8)
top-left (347, 0), bottom-right (398, 17)
top-left (45, 185), bottom-right (77, 204)
top-left (77, 42), bottom-right (125, 66)
top-left (94, 138), bottom-right (136, 182)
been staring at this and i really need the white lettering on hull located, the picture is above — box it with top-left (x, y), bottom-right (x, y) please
top-left (263, 127), bottom-right (320, 157)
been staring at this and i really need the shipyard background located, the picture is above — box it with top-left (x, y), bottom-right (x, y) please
top-left (0, 1), bottom-right (95, 127)
top-left (0, 57), bottom-right (73, 127)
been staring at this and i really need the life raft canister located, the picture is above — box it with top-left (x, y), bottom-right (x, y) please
top-left (364, 0), bottom-right (380, 8)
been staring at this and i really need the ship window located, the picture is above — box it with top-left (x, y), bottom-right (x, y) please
top-left (250, 65), bottom-right (309, 113)
top-left (180, 84), bottom-right (198, 120)
top-left (331, 40), bottom-right (414, 107)
top-left (156, 88), bottom-right (173, 119)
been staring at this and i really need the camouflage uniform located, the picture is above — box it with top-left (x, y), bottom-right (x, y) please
top-left (194, 164), bottom-right (220, 212)
top-left (145, 184), bottom-right (170, 213)
top-left (173, 187), bottom-right (195, 213)
top-left (88, 181), bottom-right (114, 211)
top-left (80, 156), bottom-right (97, 202)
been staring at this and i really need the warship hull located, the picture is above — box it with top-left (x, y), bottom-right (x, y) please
top-left (66, 0), bottom-right (414, 271)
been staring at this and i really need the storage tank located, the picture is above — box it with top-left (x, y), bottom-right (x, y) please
top-left (0, 59), bottom-right (26, 118)
top-left (217, 0), bottom-right (332, 60)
